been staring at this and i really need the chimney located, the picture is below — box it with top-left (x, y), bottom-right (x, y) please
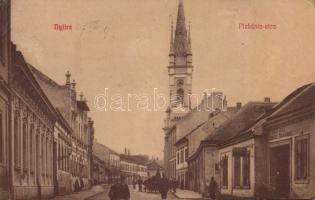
top-left (80, 92), bottom-right (84, 101)
top-left (71, 80), bottom-right (76, 91)
top-left (124, 148), bottom-right (127, 155)
top-left (128, 149), bottom-right (130, 155)
top-left (264, 97), bottom-right (271, 103)
top-left (223, 96), bottom-right (227, 111)
top-left (236, 102), bottom-right (242, 111)
top-left (65, 71), bottom-right (71, 87)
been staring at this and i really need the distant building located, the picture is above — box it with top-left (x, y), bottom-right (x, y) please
top-left (120, 152), bottom-right (148, 184)
top-left (92, 141), bottom-right (121, 183)
top-left (92, 155), bottom-right (107, 185)
top-left (147, 160), bottom-right (164, 178)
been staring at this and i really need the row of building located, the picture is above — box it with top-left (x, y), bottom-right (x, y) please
top-left (92, 142), bottom-right (164, 185)
top-left (0, 1), bottom-right (95, 199)
top-left (163, 1), bottom-right (315, 199)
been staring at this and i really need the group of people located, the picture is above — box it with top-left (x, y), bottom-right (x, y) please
top-left (109, 173), bottom-right (170, 200)
top-left (108, 174), bottom-right (218, 200)
top-left (132, 173), bottom-right (171, 200)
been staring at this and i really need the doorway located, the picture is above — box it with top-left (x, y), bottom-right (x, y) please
top-left (270, 144), bottom-right (290, 198)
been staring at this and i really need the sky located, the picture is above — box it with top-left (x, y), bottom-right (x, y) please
top-left (11, 0), bottom-right (315, 158)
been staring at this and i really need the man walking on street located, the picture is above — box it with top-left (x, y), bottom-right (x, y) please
top-left (132, 179), bottom-right (136, 190)
top-left (138, 178), bottom-right (143, 192)
top-left (209, 176), bottom-right (218, 200)
top-left (173, 179), bottom-right (178, 193)
top-left (108, 175), bottom-right (130, 200)
top-left (159, 173), bottom-right (169, 200)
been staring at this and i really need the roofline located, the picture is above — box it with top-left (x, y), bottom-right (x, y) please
top-left (266, 83), bottom-right (313, 119)
top-left (56, 108), bottom-right (73, 134)
top-left (187, 140), bottom-right (218, 162)
top-left (14, 50), bottom-right (58, 122)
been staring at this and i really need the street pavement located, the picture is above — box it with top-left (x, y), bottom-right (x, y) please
top-left (52, 185), bottom-right (105, 200)
top-left (88, 186), bottom-right (182, 200)
top-left (52, 185), bottom-right (204, 200)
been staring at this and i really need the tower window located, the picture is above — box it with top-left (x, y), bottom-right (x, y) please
top-left (177, 88), bottom-right (184, 104)
top-left (177, 79), bottom-right (184, 87)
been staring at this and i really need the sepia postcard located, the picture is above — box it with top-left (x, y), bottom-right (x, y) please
top-left (0, 0), bottom-right (315, 199)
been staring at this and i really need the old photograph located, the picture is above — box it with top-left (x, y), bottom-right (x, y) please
top-left (0, 0), bottom-right (315, 199)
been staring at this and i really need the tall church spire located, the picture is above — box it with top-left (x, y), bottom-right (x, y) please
top-left (166, 0), bottom-right (193, 113)
top-left (187, 21), bottom-right (192, 55)
top-left (169, 20), bottom-right (174, 55)
top-left (174, 0), bottom-right (189, 57)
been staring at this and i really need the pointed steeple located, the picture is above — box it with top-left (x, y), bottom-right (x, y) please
top-left (169, 20), bottom-right (174, 55)
top-left (187, 21), bottom-right (192, 55)
top-left (174, 0), bottom-right (188, 57)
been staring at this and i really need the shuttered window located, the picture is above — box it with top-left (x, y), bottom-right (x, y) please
top-left (222, 156), bottom-right (228, 187)
top-left (234, 156), bottom-right (241, 187)
top-left (295, 135), bottom-right (309, 181)
top-left (242, 153), bottom-right (250, 187)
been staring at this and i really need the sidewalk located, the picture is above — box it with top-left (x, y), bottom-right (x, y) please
top-left (51, 185), bottom-right (105, 200)
top-left (174, 189), bottom-right (203, 199)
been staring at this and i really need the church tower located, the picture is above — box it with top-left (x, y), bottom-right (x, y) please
top-left (168, 0), bottom-right (193, 120)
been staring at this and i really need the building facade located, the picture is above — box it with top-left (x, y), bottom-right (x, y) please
top-left (0, 1), bottom-right (11, 199)
top-left (187, 108), bottom-right (237, 194)
top-left (92, 141), bottom-right (122, 184)
top-left (263, 83), bottom-right (315, 199)
top-left (91, 155), bottom-right (108, 185)
top-left (11, 46), bottom-right (58, 200)
top-left (175, 138), bottom-right (188, 189)
top-left (30, 67), bottom-right (94, 193)
top-left (120, 154), bottom-right (147, 184)
top-left (147, 160), bottom-right (164, 178)
top-left (54, 111), bottom-right (73, 195)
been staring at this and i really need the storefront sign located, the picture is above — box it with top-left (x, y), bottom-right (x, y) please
top-left (232, 147), bottom-right (248, 156)
top-left (269, 127), bottom-right (293, 140)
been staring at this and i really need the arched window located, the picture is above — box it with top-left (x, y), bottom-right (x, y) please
top-left (177, 88), bottom-right (184, 104)
top-left (177, 79), bottom-right (184, 87)
top-left (22, 120), bottom-right (27, 170)
top-left (14, 115), bottom-right (19, 167)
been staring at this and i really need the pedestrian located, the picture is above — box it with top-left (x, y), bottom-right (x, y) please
top-left (209, 176), bottom-right (218, 200)
top-left (144, 179), bottom-right (148, 192)
top-left (108, 175), bottom-right (130, 200)
top-left (132, 179), bottom-right (136, 190)
top-left (169, 179), bottom-right (173, 193)
top-left (138, 178), bottom-right (143, 192)
top-left (173, 179), bottom-right (178, 193)
top-left (108, 179), bottom-right (118, 200)
top-left (159, 173), bottom-right (169, 200)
